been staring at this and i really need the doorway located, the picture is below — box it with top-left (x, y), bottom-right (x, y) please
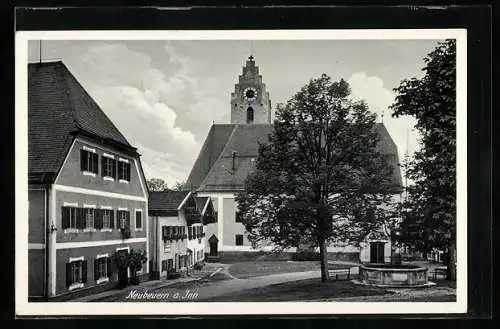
top-left (116, 249), bottom-right (129, 287)
top-left (209, 241), bottom-right (218, 257)
top-left (370, 242), bottom-right (385, 263)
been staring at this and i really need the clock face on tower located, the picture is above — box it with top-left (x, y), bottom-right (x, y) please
top-left (243, 87), bottom-right (257, 102)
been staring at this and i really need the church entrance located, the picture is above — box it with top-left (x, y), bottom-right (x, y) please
top-left (208, 234), bottom-right (219, 259)
top-left (370, 242), bottom-right (385, 263)
top-left (209, 241), bottom-right (218, 256)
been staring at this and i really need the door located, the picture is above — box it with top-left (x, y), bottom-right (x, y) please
top-left (370, 242), bottom-right (385, 263)
top-left (209, 241), bottom-right (218, 256)
top-left (116, 249), bottom-right (129, 287)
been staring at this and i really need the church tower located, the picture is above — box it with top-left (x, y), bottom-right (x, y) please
top-left (230, 55), bottom-right (272, 124)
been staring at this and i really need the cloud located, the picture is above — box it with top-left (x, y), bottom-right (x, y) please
top-left (348, 72), bottom-right (421, 172)
top-left (65, 42), bottom-right (205, 185)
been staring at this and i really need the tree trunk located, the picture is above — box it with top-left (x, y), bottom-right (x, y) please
top-left (447, 241), bottom-right (456, 281)
top-left (319, 239), bottom-right (329, 282)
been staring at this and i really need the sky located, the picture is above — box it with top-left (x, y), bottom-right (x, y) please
top-left (28, 39), bottom-right (443, 187)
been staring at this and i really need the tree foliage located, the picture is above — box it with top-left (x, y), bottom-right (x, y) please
top-left (391, 39), bottom-right (456, 252)
top-left (146, 178), bottom-right (169, 192)
top-left (236, 74), bottom-right (400, 281)
top-left (172, 181), bottom-right (187, 191)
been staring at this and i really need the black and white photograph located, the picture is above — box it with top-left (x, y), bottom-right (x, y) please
top-left (16, 28), bottom-right (467, 315)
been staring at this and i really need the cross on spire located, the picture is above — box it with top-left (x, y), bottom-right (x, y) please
top-left (248, 55), bottom-right (254, 61)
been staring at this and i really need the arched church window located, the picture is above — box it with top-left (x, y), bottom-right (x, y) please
top-left (246, 107), bottom-right (254, 124)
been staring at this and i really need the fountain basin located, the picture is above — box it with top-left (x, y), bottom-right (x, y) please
top-left (354, 263), bottom-right (435, 288)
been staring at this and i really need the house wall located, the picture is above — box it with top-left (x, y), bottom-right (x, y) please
top-left (186, 222), bottom-right (205, 265)
top-left (54, 190), bottom-right (146, 243)
top-left (28, 186), bottom-right (47, 297)
top-left (28, 249), bottom-right (45, 297)
top-left (28, 189), bottom-right (46, 244)
top-left (39, 136), bottom-right (149, 298)
top-left (222, 197), bottom-right (250, 248)
top-left (156, 215), bottom-right (188, 277)
top-left (55, 137), bottom-right (146, 197)
top-left (55, 241), bottom-right (146, 295)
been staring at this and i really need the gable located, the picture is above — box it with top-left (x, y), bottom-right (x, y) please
top-left (28, 61), bottom-right (137, 184)
top-left (184, 124), bottom-right (235, 190)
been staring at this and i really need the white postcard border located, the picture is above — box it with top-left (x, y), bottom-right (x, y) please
top-left (16, 28), bottom-right (467, 315)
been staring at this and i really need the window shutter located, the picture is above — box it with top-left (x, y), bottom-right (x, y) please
top-left (110, 210), bottom-right (115, 228)
top-left (66, 263), bottom-right (73, 287)
top-left (115, 160), bottom-right (120, 180)
top-left (112, 159), bottom-right (117, 179)
top-left (101, 157), bottom-right (106, 177)
top-left (82, 260), bottom-right (88, 283)
top-left (95, 209), bottom-right (103, 229)
top-left (76, 208), bottom-right (85, 229)
top-left (107, 257), bottom-right (112, 278)
top-left (118, 162), bottom-right (123, 180)
top-left (94, 258), bottom-right (99, 280)
top-left (93, 154), bottom-right (99, 174)
top-left (126, 163), bottom-right (131, 181)
top-left (61, 207), bottom-right (70, 229)
top-left (136, 211), bottom-right (142, 229)
top-left (126, 211), bottom-right (130, 228)
top-left (80, 150), bottom-right (87, 171)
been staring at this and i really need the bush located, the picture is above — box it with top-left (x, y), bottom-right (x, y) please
top-left (193, 261), bottom-right (205, 270)
top-left (167, 271), bottom-right (181, 280)
top-left (291, 251), bottom-right (321, 261)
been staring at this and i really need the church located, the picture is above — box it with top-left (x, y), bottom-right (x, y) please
top-left (185, 55), bottom-right (403, 262)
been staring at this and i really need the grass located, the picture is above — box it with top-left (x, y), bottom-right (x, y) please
top-left (228, 261), bottom-right (354, 279)
top-left (202, 278), bottom-right (390, 302)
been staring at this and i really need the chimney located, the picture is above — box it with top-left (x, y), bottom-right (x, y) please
top-left (232, 151), bottom-right (237, 171)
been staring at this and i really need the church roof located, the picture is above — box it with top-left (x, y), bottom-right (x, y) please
top-left (186, 122), bottom-right (402, 193)
top-left (185, 124), bottom-right (273, 191)
top-left (28, 61), bottom-right (136, 183)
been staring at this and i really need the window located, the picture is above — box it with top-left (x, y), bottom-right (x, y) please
top-left (246, 107), bottom-right (254, 124)
top-left (135, 210), bottom-right (142, 230)
top-left (80, 149), bottom-right (98, 175)
top-left (61, 207), bottom-right (78, 230)
top-left (235, 234), bottom-right (244, 246)
top-left (66, 258), bottom-right (87, 290)
top-left (118, 159), bottom-right (131, 182)
top-left (84, 208), bottom-right (95, 230)
top-left (102, 209), bottom-right (114, 229)
top-left (102, 156), bottom-right (116, 179)
top-left (117, 210), bottom-right (130, 229)
top-left (94, 255), bottom-right (111, 283)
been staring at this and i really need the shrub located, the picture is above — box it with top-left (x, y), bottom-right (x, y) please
top-left (193, 261), bottom-right (205, 270)
top-left (292, 251), bottom-right (321, 261)
top-left (167, 271), bottom-right (181, 280)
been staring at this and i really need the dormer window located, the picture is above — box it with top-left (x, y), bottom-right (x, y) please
top-left (102, 153), bottom-right (116, 181)
top-left (118, 158), bottom-right (131, 183)
top-left (80, 146), bottom-right (98, 176)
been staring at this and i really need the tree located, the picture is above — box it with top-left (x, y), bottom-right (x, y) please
top-left (128, 249), bottom-right (148, 285)
top-left (390, 39), bottom-right (456, 280)
top-left (147, 178), bottom-right (168, 192)
top-left (236, 74), bottom-right (399, 282)
top-left (172, 181), bottom-right (187, 191)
